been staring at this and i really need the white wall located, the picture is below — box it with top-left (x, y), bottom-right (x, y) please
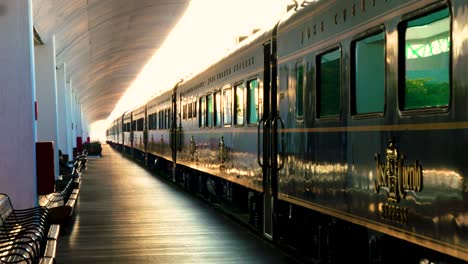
top-left (0, 0), bottom-right (37, 208)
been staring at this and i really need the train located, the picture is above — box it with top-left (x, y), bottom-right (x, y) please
top-left (106, 0), bottom-right (468, 263)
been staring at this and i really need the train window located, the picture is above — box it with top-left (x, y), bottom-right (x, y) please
top-left (132, 120), bottom-right (136, 131)
top-left (159, 111), bottom-right (162, 129)
top-left (199, 97), bottom-right (206, 127)
top-left (295, 63), bottom-right (304, 118)
top-left (155, 113), bottom-right (158, 129)
top-left (207, 94), bottom-right (214, 127)
top-left (148, 114), bottom-right (153, 130)
top-left (193, 101), bottom-right (197, 118)
top-left (235, 83), bottom-right (245, 126)
top-left (247, 79), bottom-right (259, 124)
top-left (136, 118), bottom-right (143, 131)
top-left (401, 7), bottom-right (450, 110)
top-left (183, 104), bottom-right (187, 120)
top-left (188, 102), bottom-right (193, 119)
top-left (317, 48), bottom-right (341, 118)
top-left (158, 111), bottom-right (162, 129)
top-left (214, 91), bottom-right (221, 127)
top-left (168, 109), bottom-right (172, 129)
top-left (223, 88), bottom-right (232, 126)
top-left (148, 115), bottom-right (152, 130)
top-left (352, 31), bottom-right (385, 114)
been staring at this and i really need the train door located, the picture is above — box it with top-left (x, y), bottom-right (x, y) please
top-left (170, 80), bottom-right (183, 181)
top-left (170, 87), bottom-right (178, 181)
top-left (143, 105), bottom-right (148, 165)
top-left (260, 38), bottom-right (279, 240)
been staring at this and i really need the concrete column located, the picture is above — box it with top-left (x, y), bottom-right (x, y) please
top-left (65, 81), bottom-right (73, 157)
top-left (56, 63), bottom-right (69, 158)
top-left (35, 37), bottom-right (59, 180)
top-left (0, 0), bottom-right (37, 208)
top-left (72, 94), bottom-right (78, 149)
top-left (72, 91), bottom-right (77, 150)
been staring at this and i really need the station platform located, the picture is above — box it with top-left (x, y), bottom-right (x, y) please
top-left (56, 145), bottom-right (299, 263)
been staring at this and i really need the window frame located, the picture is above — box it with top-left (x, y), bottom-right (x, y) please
top-left (398, 4), bottom-right (452, 115)
top-left (350, 26), bottom-right (387, 119)
top-left (315, 46), bottom-right (342, 120)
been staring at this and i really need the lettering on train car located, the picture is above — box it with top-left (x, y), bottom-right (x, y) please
top-left (182, 81), bottom-right (205, 97)
top-left (374, 139), bottom-right (423, 224)
top-left (381, 204), bottom-right (408, 225)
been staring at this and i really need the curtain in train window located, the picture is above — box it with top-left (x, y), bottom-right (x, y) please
top-left (199, 97), bottom-right (206, 127)
top-left (354, 31), bottom-right (385, 114)
top-left (403, 7), bottom-right (450, 110)
top-left (223, 88), bottom-right (232, 125)
top-left (235, 84), bottom-right (245, 125)
top-left (207, 94), bottom-right (213, 127)
top-left (318, 49), bottom-right (341, 117)
top-left (214, 91), bottom-right (221, 126)
top-left (247, 79), bottom-right (259, 124)
top-left (296, 63), bottom-right (304, 118)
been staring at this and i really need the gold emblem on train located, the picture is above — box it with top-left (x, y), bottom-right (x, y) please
top-left (374, 139), bottom-right (423, 203)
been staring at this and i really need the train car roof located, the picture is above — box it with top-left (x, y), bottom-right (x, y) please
top-left (179, 23), bottom-right (275, 86)
top-left (277, 0), bottom-right (331, 32)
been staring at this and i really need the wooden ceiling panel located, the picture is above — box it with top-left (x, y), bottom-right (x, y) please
top-left (33, 0), bottom-right (190, 123)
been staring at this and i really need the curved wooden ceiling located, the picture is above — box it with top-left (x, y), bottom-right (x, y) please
top-left (33, 0), bottom-right (191, 123)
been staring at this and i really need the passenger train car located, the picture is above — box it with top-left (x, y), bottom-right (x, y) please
top-left (107, 0), bottom-right (467, 262)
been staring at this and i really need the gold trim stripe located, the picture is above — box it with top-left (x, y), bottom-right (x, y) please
top-left (283, 121), bottom-right (468, 133)
top-left (179, 121), bottom-right (468, 135)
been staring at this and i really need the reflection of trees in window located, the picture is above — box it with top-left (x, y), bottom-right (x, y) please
top-left (403, 8), bottom-right (450, 110)
top-left (247, 79), bottom-right (259, 124)
top-left (405, 79), bottom-right (449, 109)
top-left (318, 49), bottom-right (341, 117)
top-left (235, 84), bottom-right (245, 125)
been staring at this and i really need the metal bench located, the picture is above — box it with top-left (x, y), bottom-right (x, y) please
top-left (38, 174), bottom-right (80, 224)
top-left (0, 194), bottom-right (59, 264)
